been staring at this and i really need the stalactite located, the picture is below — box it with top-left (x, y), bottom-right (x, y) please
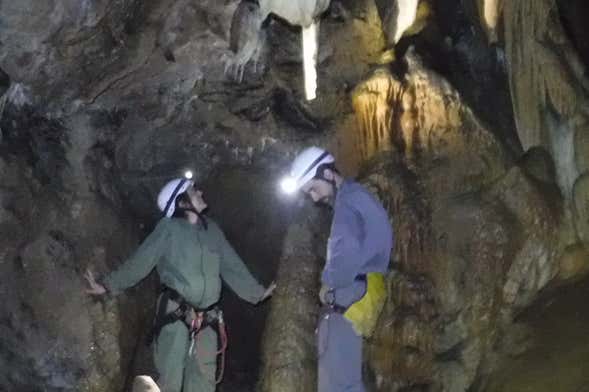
top-left (502, 0), bottom-right (589, 248)
top-left (375, 0), bottom-right (420, 48)
top-left (476, 0), bottom-right (503, 43)
top-left (403, 1), bottom-right (432, 38)
top-left (391, 0), bottom-right (420, 45)
top-left (503, 0), bottom-right (589, 158)
top-left (226, 0), bottom-right (329, 95)
top-left (352, 68), bottom-right (398, 160)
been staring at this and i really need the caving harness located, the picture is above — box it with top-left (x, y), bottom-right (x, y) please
top-left (148, 286), bottom-right (228, 384)
top-left (324, 272), bottom-right (387, 337)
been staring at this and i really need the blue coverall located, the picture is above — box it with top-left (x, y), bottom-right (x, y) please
top-left (318, 180), bottom-right (393, 392)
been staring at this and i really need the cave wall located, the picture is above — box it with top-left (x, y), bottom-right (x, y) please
top-left (349, 18), bottom-right (586, 389)
top-left (0, 0), bottom-right (145, 110)
top-left (1, 0), bottom-right (589, 391)
top-left (0, 0), bottom-right (385, 390)
top-left (498, 0), bottom-right (589, 253)
top-left (0, 107), bottom-right (151, 391)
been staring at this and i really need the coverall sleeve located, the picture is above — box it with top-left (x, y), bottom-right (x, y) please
top-left (103, 219), bottom-right (169, 295)
top-left (322, 202), bottom-right (364, 289)
top-left (214, 224), bottom-right (265, 304)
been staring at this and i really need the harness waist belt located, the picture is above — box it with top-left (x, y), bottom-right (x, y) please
top-left (146, 286), bottom-right (218, 345)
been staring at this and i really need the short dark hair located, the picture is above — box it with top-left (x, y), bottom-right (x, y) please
top-left (314, 162), bottom-right (340, 179)
top-left (171, 192), bottom-right (190, 218)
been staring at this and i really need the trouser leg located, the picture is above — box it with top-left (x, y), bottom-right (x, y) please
top-left (317, 312), bottom-right (365, 392)
top-left (154, 321), bottom-right (189, 392)
top-left (183, 326), bottom-right (218, 392)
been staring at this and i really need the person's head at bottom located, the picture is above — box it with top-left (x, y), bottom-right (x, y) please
top-left (132, 375), bottom-right (160, 392)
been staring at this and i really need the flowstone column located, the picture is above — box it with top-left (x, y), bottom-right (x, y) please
top-left (258, 205), bottom-right (327, 392)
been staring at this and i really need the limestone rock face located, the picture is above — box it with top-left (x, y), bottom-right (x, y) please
top-left (0, 0), bottom-right (285, 223)
top-left (0, 0), bottom-right (143, 109)
top-left (362, 148), bottom-right (562, 392)
top-left (0, 1), bottom-right (387, 390)
top-left (352, 51), bottom-right (567, 391)
top-left (573, 173), bottom-right (589, 244)
top-left (352, 49), bottom-right (508, 188)
top-left (497, 0), bottom-right (589, 261)
top-left (2, 0), bottom-right (589, 390)
top-left (468, 0), bottom-right (589, 299)
top-left (0, 141), bottom-right (148, 391)
top-left (556, 0), bottom-right (589, 69)
top-left (503, 0), bottom-right (589, 160)
top-left (490, 165), bottom-right (561, 309)
top-left (557, 243), bottom-right (589, 282)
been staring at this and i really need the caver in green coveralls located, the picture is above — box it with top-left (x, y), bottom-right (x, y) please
top-left (103, 217), bottom-right (266, 392)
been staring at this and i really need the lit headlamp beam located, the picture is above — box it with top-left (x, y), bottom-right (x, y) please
top-left (280, 177), bottom-right (298, 194)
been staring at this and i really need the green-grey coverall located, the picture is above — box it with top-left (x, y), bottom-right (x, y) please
top-left (104, 217), bottom-right (265, 392)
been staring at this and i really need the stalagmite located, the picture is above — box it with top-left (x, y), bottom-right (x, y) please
top-left (258, 206), bottom-right (326, 392)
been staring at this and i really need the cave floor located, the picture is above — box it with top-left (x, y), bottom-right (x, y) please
top-left (485, 278), bottom-right (589, 392)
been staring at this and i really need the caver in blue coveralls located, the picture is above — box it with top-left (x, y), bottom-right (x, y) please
top-left (318, 180), bottom-right (393, 392)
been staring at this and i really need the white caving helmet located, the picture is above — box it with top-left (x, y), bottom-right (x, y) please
top-left (281, 146), bottom-right (335, 194)
top-left (157, 171), bottom-right (194, 217)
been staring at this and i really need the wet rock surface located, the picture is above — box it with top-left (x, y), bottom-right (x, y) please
top-left (351, 47), bottom-right (581, 390)
top-left (0, 0), bottom-right (145, 110)
top-left (0, 133), bottom-right (150, 391)
top-left (1, 0), bottom-right (589, 391)
top-left (485, 277), bottom-right (589, 392)
top-left (258, 205), bottom-right (328, 392)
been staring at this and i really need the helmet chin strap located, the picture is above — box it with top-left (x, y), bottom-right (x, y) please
top-left (328, 179), bottom-right (337, 197)
top-left (328, 179), bottom-right (338, 206)
top-left (177, 206), bottom-right (208, 230)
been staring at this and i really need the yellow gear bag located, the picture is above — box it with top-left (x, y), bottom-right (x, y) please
top-left (343, 272), bottom-right (387, 337)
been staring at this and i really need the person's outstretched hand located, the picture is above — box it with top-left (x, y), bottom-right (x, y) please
top-left (84, 268), bottom-right (107, 295)
top-left (261, 281), bottom-right (277, 301)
